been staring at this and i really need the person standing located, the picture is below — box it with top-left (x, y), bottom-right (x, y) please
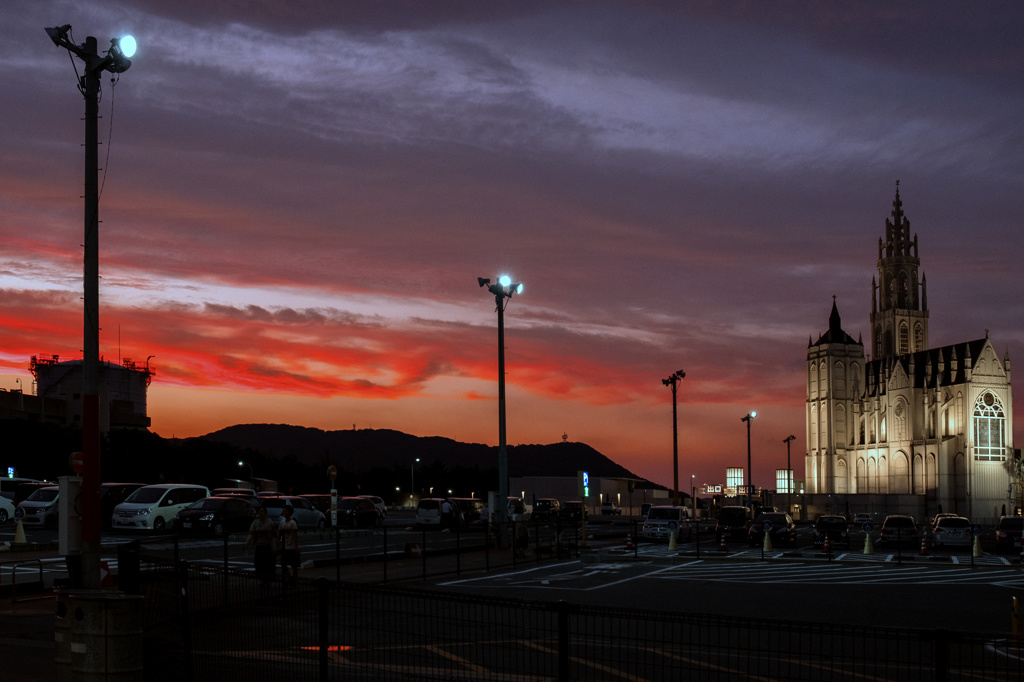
top-left (279, 504), bottom-right (300, 583)
top-left (246, 506), bottom-right (277, 586)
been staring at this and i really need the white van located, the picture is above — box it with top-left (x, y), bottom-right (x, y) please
top-left (641, 505), bottom-right (689, 542)
top-left (17, 485), bottom-right (60, 528)
top-left (111, 483), bottom-right (209, 531)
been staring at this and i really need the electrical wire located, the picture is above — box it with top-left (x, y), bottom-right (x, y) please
top-left (99, 74), bottom-right (118, 200)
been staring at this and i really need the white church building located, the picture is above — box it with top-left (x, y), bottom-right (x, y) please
top-left (804, 187), bottom-right (1017, 523)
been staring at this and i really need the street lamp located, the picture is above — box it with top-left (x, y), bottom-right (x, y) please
top-left (237, 460), bottom-right (254, 488)
top-left (45, 23), bottom-right (135, 590)
top-left (741, 412), bottom-right (757, 515)
top-left (783, 435), bottom-right (796, 515)
top-left (662, 370), bottom-right (685, 506)
top-left (411, 458), bottom-right (420, 499)
top-left (478, 275), bottom-right (523, 524)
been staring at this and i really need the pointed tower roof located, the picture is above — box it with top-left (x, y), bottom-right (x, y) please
top-left (812, 297), bottom-right (860, 346)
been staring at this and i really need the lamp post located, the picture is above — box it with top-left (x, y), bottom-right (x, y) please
top-left (238, 460), bottom-right (254, 488)
top-left (783, 435), bottom-right (796, 516)
top-left (662, 370), bottom-right (685, 506)
top-left (410, 457), bottom-right (420, 500)
top-left (741, 412), bottom-right (757, 516)
top-left (45, 24), bottom-right (135, 590)
top-left (478, 275), bottom-right (523, 524)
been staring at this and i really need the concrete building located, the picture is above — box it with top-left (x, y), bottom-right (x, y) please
top-left (805, 187), bottom-right (1016, 523)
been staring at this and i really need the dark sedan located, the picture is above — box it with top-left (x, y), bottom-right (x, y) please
top-left (175, 496), bottom-right (257, 534)
top-left (813, 515), bottom-right (851, 548)
top-left (336, 497), bottom-right (382, 528)
top-left (747, 513), bottom-right (796, 547)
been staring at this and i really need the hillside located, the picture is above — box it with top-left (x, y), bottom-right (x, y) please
top-left (198, 424), bottom-right (648, 481)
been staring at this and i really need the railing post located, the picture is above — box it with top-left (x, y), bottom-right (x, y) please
top-left (335, 526), bottom-right (341, 583)
top-left (223, 531), bottom-right (230, 606)
top-left (485, 520), bottom-right (490, 572)
top-left (383, 525), bottom-right (388, 584)
top-left (177, 561), bottom-right (194, 682)
top-left (317, 578), bottom-right (330, 682)
top-left (456, 524), bottom-right (462, 575)
top-left (557, 600), bottom-right (570, 682)
top-left (421, 528), bottom-right (427, 580)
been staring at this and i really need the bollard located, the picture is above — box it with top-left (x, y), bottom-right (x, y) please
top-left (68, 590), bottom-right (144, 681)
top-left (13, 517), bottom-right (27, 545)
top-left (668, 527), bottom-right (677, 552)
top-left (920, 536), bottom-right (929, 556)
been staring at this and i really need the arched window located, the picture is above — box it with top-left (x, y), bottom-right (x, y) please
top-left (878, 456), bottom-right (889, 494)
top-left (954, 454), bottom-right (967, 506)
top-left (973, 392), bottom-right (1006, 461)
top-left (899, 322), bottom-right (909, 354)
top-left (926, 453), bottom-right (937, 490)
top-left (892, 452), bottom-right (910, 494)
top-left (867, 458), bottom-right (877, 493)
top-left (898, 272), bottom-right (909, 308)
top-left (914, 323), bottom-right (924, 352)
top-left (913, 454), bottom-right (924, 494)
top-left (856, 458), bottom-right (866, 494)
top-left (836, 404), bottom-right (847, 445)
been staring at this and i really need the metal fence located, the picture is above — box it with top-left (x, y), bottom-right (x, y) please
top-left (129, 552), bottom-right (1024, 682)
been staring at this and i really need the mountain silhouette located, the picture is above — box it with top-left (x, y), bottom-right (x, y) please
top-left (199, 424), bottom-right (651, 482)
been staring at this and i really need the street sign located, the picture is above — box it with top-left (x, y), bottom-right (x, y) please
top-left (70, 451), bottom-right (84, 474)
top-left (327, 465), bottom-right (337, 481)
top-left (973, 525), bottom-right (983, 536)
top-left (863, 522), bottom-right (874, 532)
top-left (762, 520), bottom-right (773, 531)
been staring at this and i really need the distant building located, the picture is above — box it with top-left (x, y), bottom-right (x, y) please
top-left (805, 187), bottom-right (1016, 522)
top-left (10, 354), bottom-right (155, 430)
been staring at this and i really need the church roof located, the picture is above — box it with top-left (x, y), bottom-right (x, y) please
top-left (866, 338), bottom-right (991, 390)
top-left (810, 299), bottom-right (860, 347)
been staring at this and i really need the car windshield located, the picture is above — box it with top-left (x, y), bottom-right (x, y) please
top-left (937, 517), bottom-right (971, 528)
top-left (418, 500), bottom-right (441, 511)
top-left (338, 499), bottom-right (362, 510)
top-left (189, 498), bottom-right (224, 511)
top-left (718, 509), bottom-right (747, 524)
top-left (885, 517), bottom-right (915, 528)
top-left (816, 517), bottom-right (846, 530)
top-left (998, 517), bottom-right (1023, 530)
top-left (755, 513), bottom-right (787, 524)
top-left (647, 508), bottom-right (680, 520)
top-left (124, 487), bottom-right (166, 504)
top-left (27, 488), bottom-right (59, 502)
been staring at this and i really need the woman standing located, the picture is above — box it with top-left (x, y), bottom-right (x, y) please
top-left (246, 506), bottom-right (277, 586)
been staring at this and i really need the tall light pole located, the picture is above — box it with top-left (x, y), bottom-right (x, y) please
top-left (237, 460), bottom-right (254, 488)
top-left (45, 24), bottom-right (135, 590)
top-left (662, 370), bottom-right (685, 506)
top-left (741, 412), bottom-right (757, 516)
top-left (410, 457), bottom-right (420, 502)
top-left (783, 435), bottom-right (796, 516)
top-left (478, 275), bottom-right (523, 524)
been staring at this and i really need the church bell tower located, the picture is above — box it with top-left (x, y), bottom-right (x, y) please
top-left (870, 183), bottom-right (929, 358)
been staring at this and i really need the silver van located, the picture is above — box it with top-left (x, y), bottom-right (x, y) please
top-left (111, 483), bottom-right (209, 531)
top-left (17, 485), bottom-right (60, 528)
top-left (641, 505), bottom-right (689, 542)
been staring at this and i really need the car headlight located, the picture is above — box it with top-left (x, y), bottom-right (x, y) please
top-left (200, 514), bottom-right (214, 522)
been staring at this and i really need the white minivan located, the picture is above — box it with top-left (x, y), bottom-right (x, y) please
top-left (111, 483), bottom-right (209, 531)
top-left (17, 485), bottom-right (60, 528)
top-left (641, 505), bottom-right (690, 542)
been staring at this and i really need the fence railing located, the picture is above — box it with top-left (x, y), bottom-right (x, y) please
top-left (128, 550), bottom-right (1024, 682)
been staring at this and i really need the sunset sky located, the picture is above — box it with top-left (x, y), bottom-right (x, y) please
top-left (2, 1), bottom-right (1022, 491)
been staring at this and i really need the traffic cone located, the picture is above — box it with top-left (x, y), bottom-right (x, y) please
top-left (762, 531), bottom-right (773, 553)
top-left (920, 536), bottom-right (929, 555)
top-left (863, 532), bottom-right (874, 555)
top-left (972, 535), bottom-right (983, 558)
top-left (668, 528), bottom-right (677, 551)
top-left (823, 534), bottom-right (830, 554)
top-left (13, 518), bottom-right (26, 545)
top-left (626, 532), bottom-right (634, 551)
top-left (719, 535), bottom-right (727, 551)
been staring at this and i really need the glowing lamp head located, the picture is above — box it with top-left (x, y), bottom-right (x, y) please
top-left (118, 34), bottom-right (137, 58)
top-left (498, 275), bottom-right (512, 288)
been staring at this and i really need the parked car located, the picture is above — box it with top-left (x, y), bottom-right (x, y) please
top-left (601, 501), bottom-right (622, 515)
top-left (13, 481), bottom-right (52, 506)
top-left (299, 494), bottom-right (334, 522)
top-left (995, 515), bottom-right (1023, 553)
top-left (813, 515), bottom-right (850, 548)
top-left (878, 514), bottom-right (918, 546)
top-left (260, 496), bottom-right (326, 529)
top-left (358, 495), bottom-right (388, 519)
top-left (112, 484), bottom-right (210, 531)
top-left (642, 506), bottom-right (690, 542)
top-left (211, 487), bottom-right (258, 500)
top-left (715, 506), bottom-right (751, 542)
top-left (853, 512), bottom-right (872, 526)
top-left (640, 502), bottom-right (652, 519)
top-left (930, 512), bottom-right (959, 531)
top-left (931, 516), bottom-right (972, 548)
top-left (175, 496), bottom-right (257, 534)
top-left (336, 497), bottom-right (383, 528)
top-left (532, 498), bottom-right (562, 521)
top-left (415, 498), bottom-right (447, 528)
top-left (0, 494), bottom-right (16, 524)
top-left (449, 497), bottom-right (484, 526)
top-left (17, 485), bottom-right (60, 528)
top-left (100, 483), bottom-right (147, 529)
top-left (559, 501), bottom-right (588, 523)
top-left (747, 512), bottom-right (796, 547)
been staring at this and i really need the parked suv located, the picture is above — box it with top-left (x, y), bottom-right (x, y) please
top-left (112, 483), bottom-right (209, 531)
top-left (642, 506), bottom-right (689, 542)
top-left (532, 498), bottom-right (562, 521)
top-left (931, 516), bottom-right (972, 548)
top-left (879, 514), bottom-right (918, 546)
top-left (995, 515), bottom-right (1023, 553)
top-left (813, 515), bottom-right (850, 547)
top-left (715, 506), bottom-right (751, 542)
